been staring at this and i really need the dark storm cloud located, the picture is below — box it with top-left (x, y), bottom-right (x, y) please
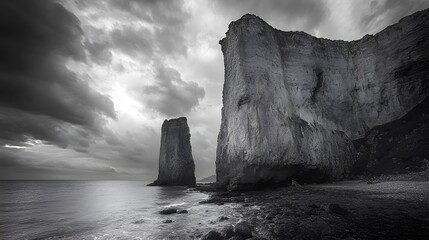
top-left (109, 0), bottom-right (190, 27)
top-left (357, 0), bottom-right (429, 33)
top-left (110, 26), bottom-right (154, 58)
top-left (215, 0), bottom-right (330, 32)
top-left (86, 127), bottom-right (161, 179)
top-left (104, 129), bottom-right (124, 146)
top-left (141, 65), bottom-right (205, 117)
top-left (0, 0), bottom-right (116, 147)
top-left (154, 27), bottom-right (187, 56)
top-left (0, 148), bottom-right (22, 167)
top-left (86, 40), bottom-right (113, 65)
top-left (84, 26), bottom-right (154, 64)
top-left (81, 0), bottom-right (189, 64)
top-left (0, 146), bottom-right (121, 180)
top-left (0, 107), bottom-right (92, 149)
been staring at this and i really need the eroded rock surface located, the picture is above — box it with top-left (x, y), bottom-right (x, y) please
top-left (149, 117), bottom-right (196, 186)
top-left (216, 10), bottom-right (429, 190)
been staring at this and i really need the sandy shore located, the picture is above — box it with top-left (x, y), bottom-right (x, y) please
top-left (197, 176), bottom-right (429, 239)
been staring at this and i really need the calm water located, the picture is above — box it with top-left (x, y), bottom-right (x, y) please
top-left (0, 181), bottom-right (242, 240)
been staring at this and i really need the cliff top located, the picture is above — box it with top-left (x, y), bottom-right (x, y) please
top-left (164, 117), bottom-right (187, 123)
top-left (220, 8), bottom-right (429, 44)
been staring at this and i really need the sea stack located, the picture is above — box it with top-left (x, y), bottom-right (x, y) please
top-left (216, 10), bottom-right (429, 190)
top-left (149, 117), bottom-right (196, 186)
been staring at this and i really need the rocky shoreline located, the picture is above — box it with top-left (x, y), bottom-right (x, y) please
top-left (191, 172), bottom-right (429, 240)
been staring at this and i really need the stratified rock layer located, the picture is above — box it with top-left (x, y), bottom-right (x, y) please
top-left (216, 10), bottom-right (429, 190)
top-left (149, 117), bottom-right (196, 186)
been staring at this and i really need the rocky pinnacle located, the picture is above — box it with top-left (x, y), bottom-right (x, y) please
top-left (149, 117), bottom-right (196, 186)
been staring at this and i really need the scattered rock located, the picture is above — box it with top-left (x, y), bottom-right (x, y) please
top-left (231, 197), bottom-right (245, 203)
top-left (200, 197), bottom-right (224, 205)
top-left (195, 183), bottom-right (225, 192)
top-left (234, 221), bottom-right (253, 238)
top-left (265, 213), bottom-right (275, 220)
top-left (215, 192), bottom-right (243, 198)
top-left (291, 180), bottom-right (301, 187)
top-left (202, 231), bottom-right (223, 240)
top-left (221, 225), bottom-right (235, 239)
top-left (131, 219), bottom-right (145, 224)
top-left (328, 203), bottom-right (350, 216)
top-left (219, 216), bottom-right (229, 221)
top-left (163, 219), bottom-right (173, 223)
top-left (308, 204), bottom-right (320, 209)
top-left (159, 208), bottom-right (177, 215)
top-left (199, 177), bottom-right (429, 240)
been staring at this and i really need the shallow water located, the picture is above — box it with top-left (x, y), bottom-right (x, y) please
top-left (0, 181), bottom-right (241, 240)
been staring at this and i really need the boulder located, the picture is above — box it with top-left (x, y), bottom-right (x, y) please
top-left (234, 221), bottom-right (253, 239)
top-left (202, 231), bottom-right (223, 240)
top-left (328, 203), bottom-right (350, 216)
top-left (221, 225), bottom-right (235, 239)
top-left (159, 208), bottom-right (177, 215)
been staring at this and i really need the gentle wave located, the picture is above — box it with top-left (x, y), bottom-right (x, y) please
top-left (0, 181), bottom-right (240, 240)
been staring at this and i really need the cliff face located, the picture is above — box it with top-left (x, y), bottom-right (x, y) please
top-left (149, 117), bottom-right (196, 186)
top-left (216, 10), bottom-right (429, 190)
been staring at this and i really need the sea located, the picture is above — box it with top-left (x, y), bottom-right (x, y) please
top-left (0, 181), bottom-right (243, 240)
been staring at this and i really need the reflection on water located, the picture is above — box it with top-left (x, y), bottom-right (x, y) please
top-left (0, 181), bottom-right (241, 239)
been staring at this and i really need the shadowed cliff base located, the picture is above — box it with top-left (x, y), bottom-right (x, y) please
top-left (352, 96), bottom-right (429, 178)
top-left (216, 9), bottom-right (429, 190)
top-left (218, 165), bottom-right (332, 191)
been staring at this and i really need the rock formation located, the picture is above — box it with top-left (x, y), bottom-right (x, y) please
top-left (149, 117), bottom-right (196, 186)
top-left (198, 174), bottom-right (216, 183)
top-left (216, 10), bottom-right (429, 190)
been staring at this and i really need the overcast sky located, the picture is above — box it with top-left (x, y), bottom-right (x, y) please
top-left (1, 0), bottom-right (428, 180)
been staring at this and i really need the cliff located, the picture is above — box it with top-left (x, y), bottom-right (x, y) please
top-left (216, 10), bottom-right (429, 190)
top-left (198, 175), bottom-right (216, 183)
top-left (149, 117), bottom-right (196, 186)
